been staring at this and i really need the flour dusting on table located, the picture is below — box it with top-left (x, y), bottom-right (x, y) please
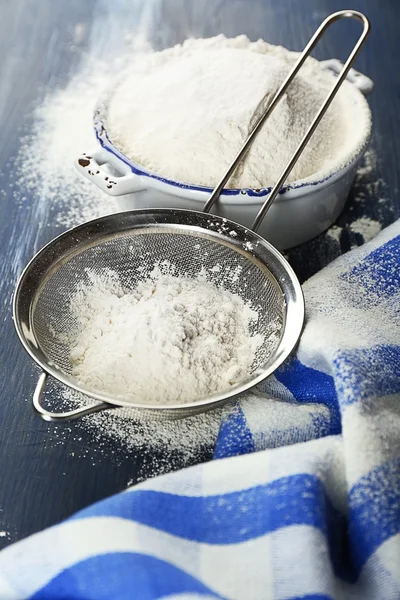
top-left (323, 149), bottom-right (390, 250)
top-left (50, 388), bottom-right (223, 480)
top-left (15, 62), bottom-right (119, 229)
top-left (349, 217), bottom-right (382, 242)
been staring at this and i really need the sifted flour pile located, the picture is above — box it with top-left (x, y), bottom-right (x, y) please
top-left (67, 267), bottom-right (267, 404)
top-left (106, 35), bottom-right (371, 188)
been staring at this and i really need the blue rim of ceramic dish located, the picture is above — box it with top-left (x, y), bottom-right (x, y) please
top-left (93, 89), bottom-right (372, 200)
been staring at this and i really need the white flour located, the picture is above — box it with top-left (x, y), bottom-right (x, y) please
top-left (324, 149), bottom-right (389, 248)
top-left (349, 217), bottom-right (382, 242)
top-left (66, 267), bottom-right (268, 404)
top-left (325, 225), bottom-right (343, 243)
top-left (107, 35), bottom-right (371, 188)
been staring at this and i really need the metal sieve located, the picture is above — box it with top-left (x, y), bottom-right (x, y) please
top-left (14, 10), bottom-right (369, 422)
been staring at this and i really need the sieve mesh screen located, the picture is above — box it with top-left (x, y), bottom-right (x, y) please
top-left (32, 229), bottom-right (285, 395)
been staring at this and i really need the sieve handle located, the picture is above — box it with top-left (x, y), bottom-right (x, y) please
top-left (75, 147), bottom-right (146, 196)
top-left (33, 372), bottom-right (111, 422)
top-left (202, 10), bottom-right (370, 229)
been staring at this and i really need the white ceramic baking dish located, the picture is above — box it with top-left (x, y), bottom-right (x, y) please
top-left (76, 60), bottom-right (373, 250)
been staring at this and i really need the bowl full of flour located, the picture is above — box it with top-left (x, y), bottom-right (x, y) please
top-left (76, 35), bottom-right (373, 250)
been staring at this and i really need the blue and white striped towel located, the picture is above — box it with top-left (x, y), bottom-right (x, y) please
top-left (0, 220), bottom-right (399, 600)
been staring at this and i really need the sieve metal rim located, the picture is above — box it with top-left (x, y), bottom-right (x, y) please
top-left (13, 208), bottom-right (304, 418)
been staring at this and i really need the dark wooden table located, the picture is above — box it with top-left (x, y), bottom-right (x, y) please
top-left (0, 0), bottom-right (399, 548)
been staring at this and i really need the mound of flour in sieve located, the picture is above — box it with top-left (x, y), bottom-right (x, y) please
top-left (66, 266), bottom-right (275, 405)
top-left (106, 34), bottom-right (371, 188)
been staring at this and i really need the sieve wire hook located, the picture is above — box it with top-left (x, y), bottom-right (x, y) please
top-left (202, 10), bottom-right (370, 232)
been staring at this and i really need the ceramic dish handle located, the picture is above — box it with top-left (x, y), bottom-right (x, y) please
top-left (321, 59), bottom-right (373, 95)
top-left (75, 147), bottom-right (146, 196)
top-left (33, 371), bottom-right (111, 422)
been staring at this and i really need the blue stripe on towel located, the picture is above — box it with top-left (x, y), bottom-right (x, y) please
top-left (341, 236), bottom-right (400, 299)
top-left (349, 458), bottom-right (400, 571)
top-left (71, 476), bottom-right (332, 542)
top-left (30, 552), bottom-right (225, 600)
top-left (70, 475), bottom-right (331, 542)
top-left (69, 474), bottom-right (349, 576)
top-left (275, 359), bottom-right (341, 434)
top-left (333, 345), bottom-right (400, 407)
top-left (214, 403), bottom-right (255, 458)
top-left (286, 596), bottom-right (333, 600)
